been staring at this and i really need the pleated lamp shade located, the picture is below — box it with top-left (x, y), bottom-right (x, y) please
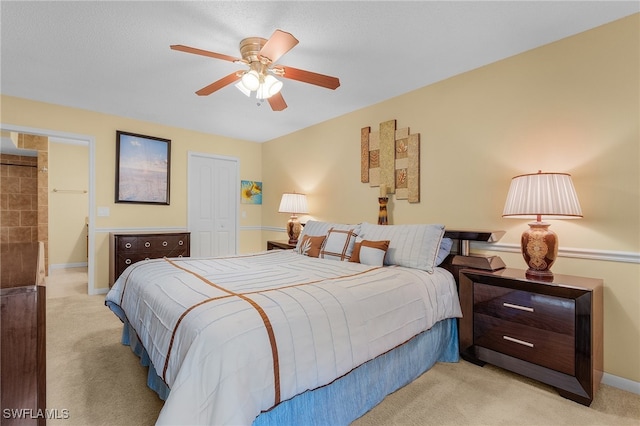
top-left (278, 193), bottom-right (309, 214)
top-left (503, 172), bottom-right (582, 220)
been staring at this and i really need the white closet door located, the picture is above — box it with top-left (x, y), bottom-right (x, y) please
top-left (188, 152), bottom-right (239, 257)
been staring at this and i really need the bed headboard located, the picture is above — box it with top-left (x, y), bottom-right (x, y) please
top-left (441, 229), bottom-right (506, 286)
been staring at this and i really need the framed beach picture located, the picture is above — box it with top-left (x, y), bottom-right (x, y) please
top-left (115, 130), bottom-right (171, 205)
top-left (241, 180), bottom-right (262, 204)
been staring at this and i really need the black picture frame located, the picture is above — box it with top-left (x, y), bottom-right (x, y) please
top-left (115, 130), bottom-right (171, 205)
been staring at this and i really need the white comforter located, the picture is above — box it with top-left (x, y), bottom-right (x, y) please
top-left (106, 250), bottom-right (461, 425)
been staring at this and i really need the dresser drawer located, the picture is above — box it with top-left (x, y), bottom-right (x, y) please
top-left (110, 232), bottom-right (191, 287)
top-left (474, 283), bottom-right (575, 335)
top-left (117, 234), bottom-right (188, 253)
top-left (474, 313), bottom-right (575, 374)
top-left (116, 253), bottom-right (152, 276)
top-left (115, 247), bottom-right (188, 278)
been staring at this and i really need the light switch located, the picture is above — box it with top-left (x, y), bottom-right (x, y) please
top-left (97, 207), bottom-right (110, 217)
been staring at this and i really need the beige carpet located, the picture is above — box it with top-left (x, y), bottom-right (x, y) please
top-left (46, 272), bottom-right (639, 426)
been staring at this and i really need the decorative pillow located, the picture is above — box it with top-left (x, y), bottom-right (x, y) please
top-left (436, 238), bottom-right (453, 266)
top-left (350, 239), bottom-right (390, 266)
top-left (297, 235), bottom-right (326, 258)
top-left (358, 222), bottom-right (445, 273)
top-left (319, 228), bottom-right (358, 261)
top-left (294, 221), bottom-right (361, 253)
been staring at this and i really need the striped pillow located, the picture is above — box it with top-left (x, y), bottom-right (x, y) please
top-left (358, 222), bottom-right (445, 273)
top-left (294, 221), bottom-right (361, 253)
top-left (319, 228), bottom-right (358, 261)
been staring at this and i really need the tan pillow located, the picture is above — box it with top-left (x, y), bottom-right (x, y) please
top-left (350, 239), bottom-right (390, 266)
top-left (298, 235), bottom-right (326, 258)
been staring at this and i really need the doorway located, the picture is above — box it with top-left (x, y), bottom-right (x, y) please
top-left (48, 140), bottom-right (89, 270)
top-left (0, 124), bottom-right (96, 294)
top-left (187, 152), bottom-right (239, 257)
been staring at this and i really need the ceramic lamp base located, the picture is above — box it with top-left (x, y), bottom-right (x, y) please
top-left (286, 214), bottom-right (302, 244)
top-left (521, 222), bottom-right (558, 281)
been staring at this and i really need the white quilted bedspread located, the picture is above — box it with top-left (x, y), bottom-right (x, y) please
top-left (105, 250), bottom-right (461, 425)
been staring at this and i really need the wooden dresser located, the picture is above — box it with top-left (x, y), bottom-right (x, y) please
top-left (459, 268), bottom-right (603, 406)
top-left (1, 242), bottom-right (46, 425)
top-left (109, 231), bottom-right (190, 287)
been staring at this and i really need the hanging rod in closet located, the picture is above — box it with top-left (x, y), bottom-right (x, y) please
top-left (53, 188), bottom-right (87, 194)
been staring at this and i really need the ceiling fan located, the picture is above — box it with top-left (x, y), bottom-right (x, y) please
top-left (170, 29), bottom-right (340, 111)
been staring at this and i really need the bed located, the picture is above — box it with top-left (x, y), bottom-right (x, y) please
top-left (105, 221), bottom-right (462, 425)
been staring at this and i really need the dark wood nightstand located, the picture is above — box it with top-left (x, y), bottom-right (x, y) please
top-left (459, 268), bottom-right (603, 406)
top-left (267, 240), bottom-right (297, 250)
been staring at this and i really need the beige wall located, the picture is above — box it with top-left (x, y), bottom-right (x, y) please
top-left (48, 142), bottom-right (89, 266)
top-left (0, 14), bottom-right (637, 384)
top-left (262, 15), bottom-right (639, 383)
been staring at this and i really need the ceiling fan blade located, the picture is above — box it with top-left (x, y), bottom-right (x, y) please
top-left (195, 72), bottom-right (241, 96)
top-left (170, 44), bottom-right (241, 63)
top-left (268, 92), bottom-right (287, 111)
top-left (259, 30), bottom-right (299, 63)
top-left (277, 66), bottom-right (340, 90)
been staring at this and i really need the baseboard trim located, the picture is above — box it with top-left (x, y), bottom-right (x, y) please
top-left (49, 262), bottom-right (88, 273)
top-left (602, 373), bottom-right (640, 395)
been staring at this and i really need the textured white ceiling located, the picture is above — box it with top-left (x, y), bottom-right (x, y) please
top-left (1, 1), bottom-right (637, 143)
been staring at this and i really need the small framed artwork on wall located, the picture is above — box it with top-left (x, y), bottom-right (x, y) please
top-left (115, 130), bottom-right (171, 205)
top-left (241, 180), bottom-right (262, 204)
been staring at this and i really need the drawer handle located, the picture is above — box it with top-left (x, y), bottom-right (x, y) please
top-left (162, 241), bottom-right (168, 247)
top-left (125, 259), bottom-right (132, 265)
top-left (503, 335), bottom-right (534, 348)
top-left (125, 243), bottom-right (132, 249)
top-left (178, 240), bottom-right (184, 246)
top-left (145, 241), bottom-right (151, 248)
top-left (503, 302), bottom-right (534, 313)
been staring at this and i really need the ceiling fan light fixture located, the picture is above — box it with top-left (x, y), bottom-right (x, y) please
top-left (235, 81), bottom-right (251, 97)
top-left (263, 74), bottom-right (283, 97)
top-left (241, 70), bottom-right (260, 91)
top-left (255, 82), bottom-right (268, 100)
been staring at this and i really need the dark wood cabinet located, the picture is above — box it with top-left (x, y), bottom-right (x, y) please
top-left (109, 231), bottom-right (190, 287)
top-left (267, 240), bottom-right (297, 250)
top-left (1, 242), bottom-right (46, 426)
top-left (459, 268), bottom-right (603, 406)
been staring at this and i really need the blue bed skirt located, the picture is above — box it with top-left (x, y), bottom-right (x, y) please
top-left (107, 301), bottom-right (459, 425)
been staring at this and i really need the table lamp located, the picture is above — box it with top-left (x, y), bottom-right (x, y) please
top-left (278, 192), bottom-right (309, 244)
top-left (502, 171), bottom-right (582, 280)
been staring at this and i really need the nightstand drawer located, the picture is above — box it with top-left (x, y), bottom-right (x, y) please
top-left (474, 283), bottom-right (575, 335)
top-left (474, 313), bottom-right (575, 375)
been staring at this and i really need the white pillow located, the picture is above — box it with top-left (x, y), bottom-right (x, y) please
top-left (349, 238), bottom-right (390, 266)
top-left (436, 238), bottom-right (453, 266)
top-left (294, 221), bottom-right (361, 253)
top-left (358, 222), bottom-right (445, 273)
top-left (319, 228), bottom-right (358, 261)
